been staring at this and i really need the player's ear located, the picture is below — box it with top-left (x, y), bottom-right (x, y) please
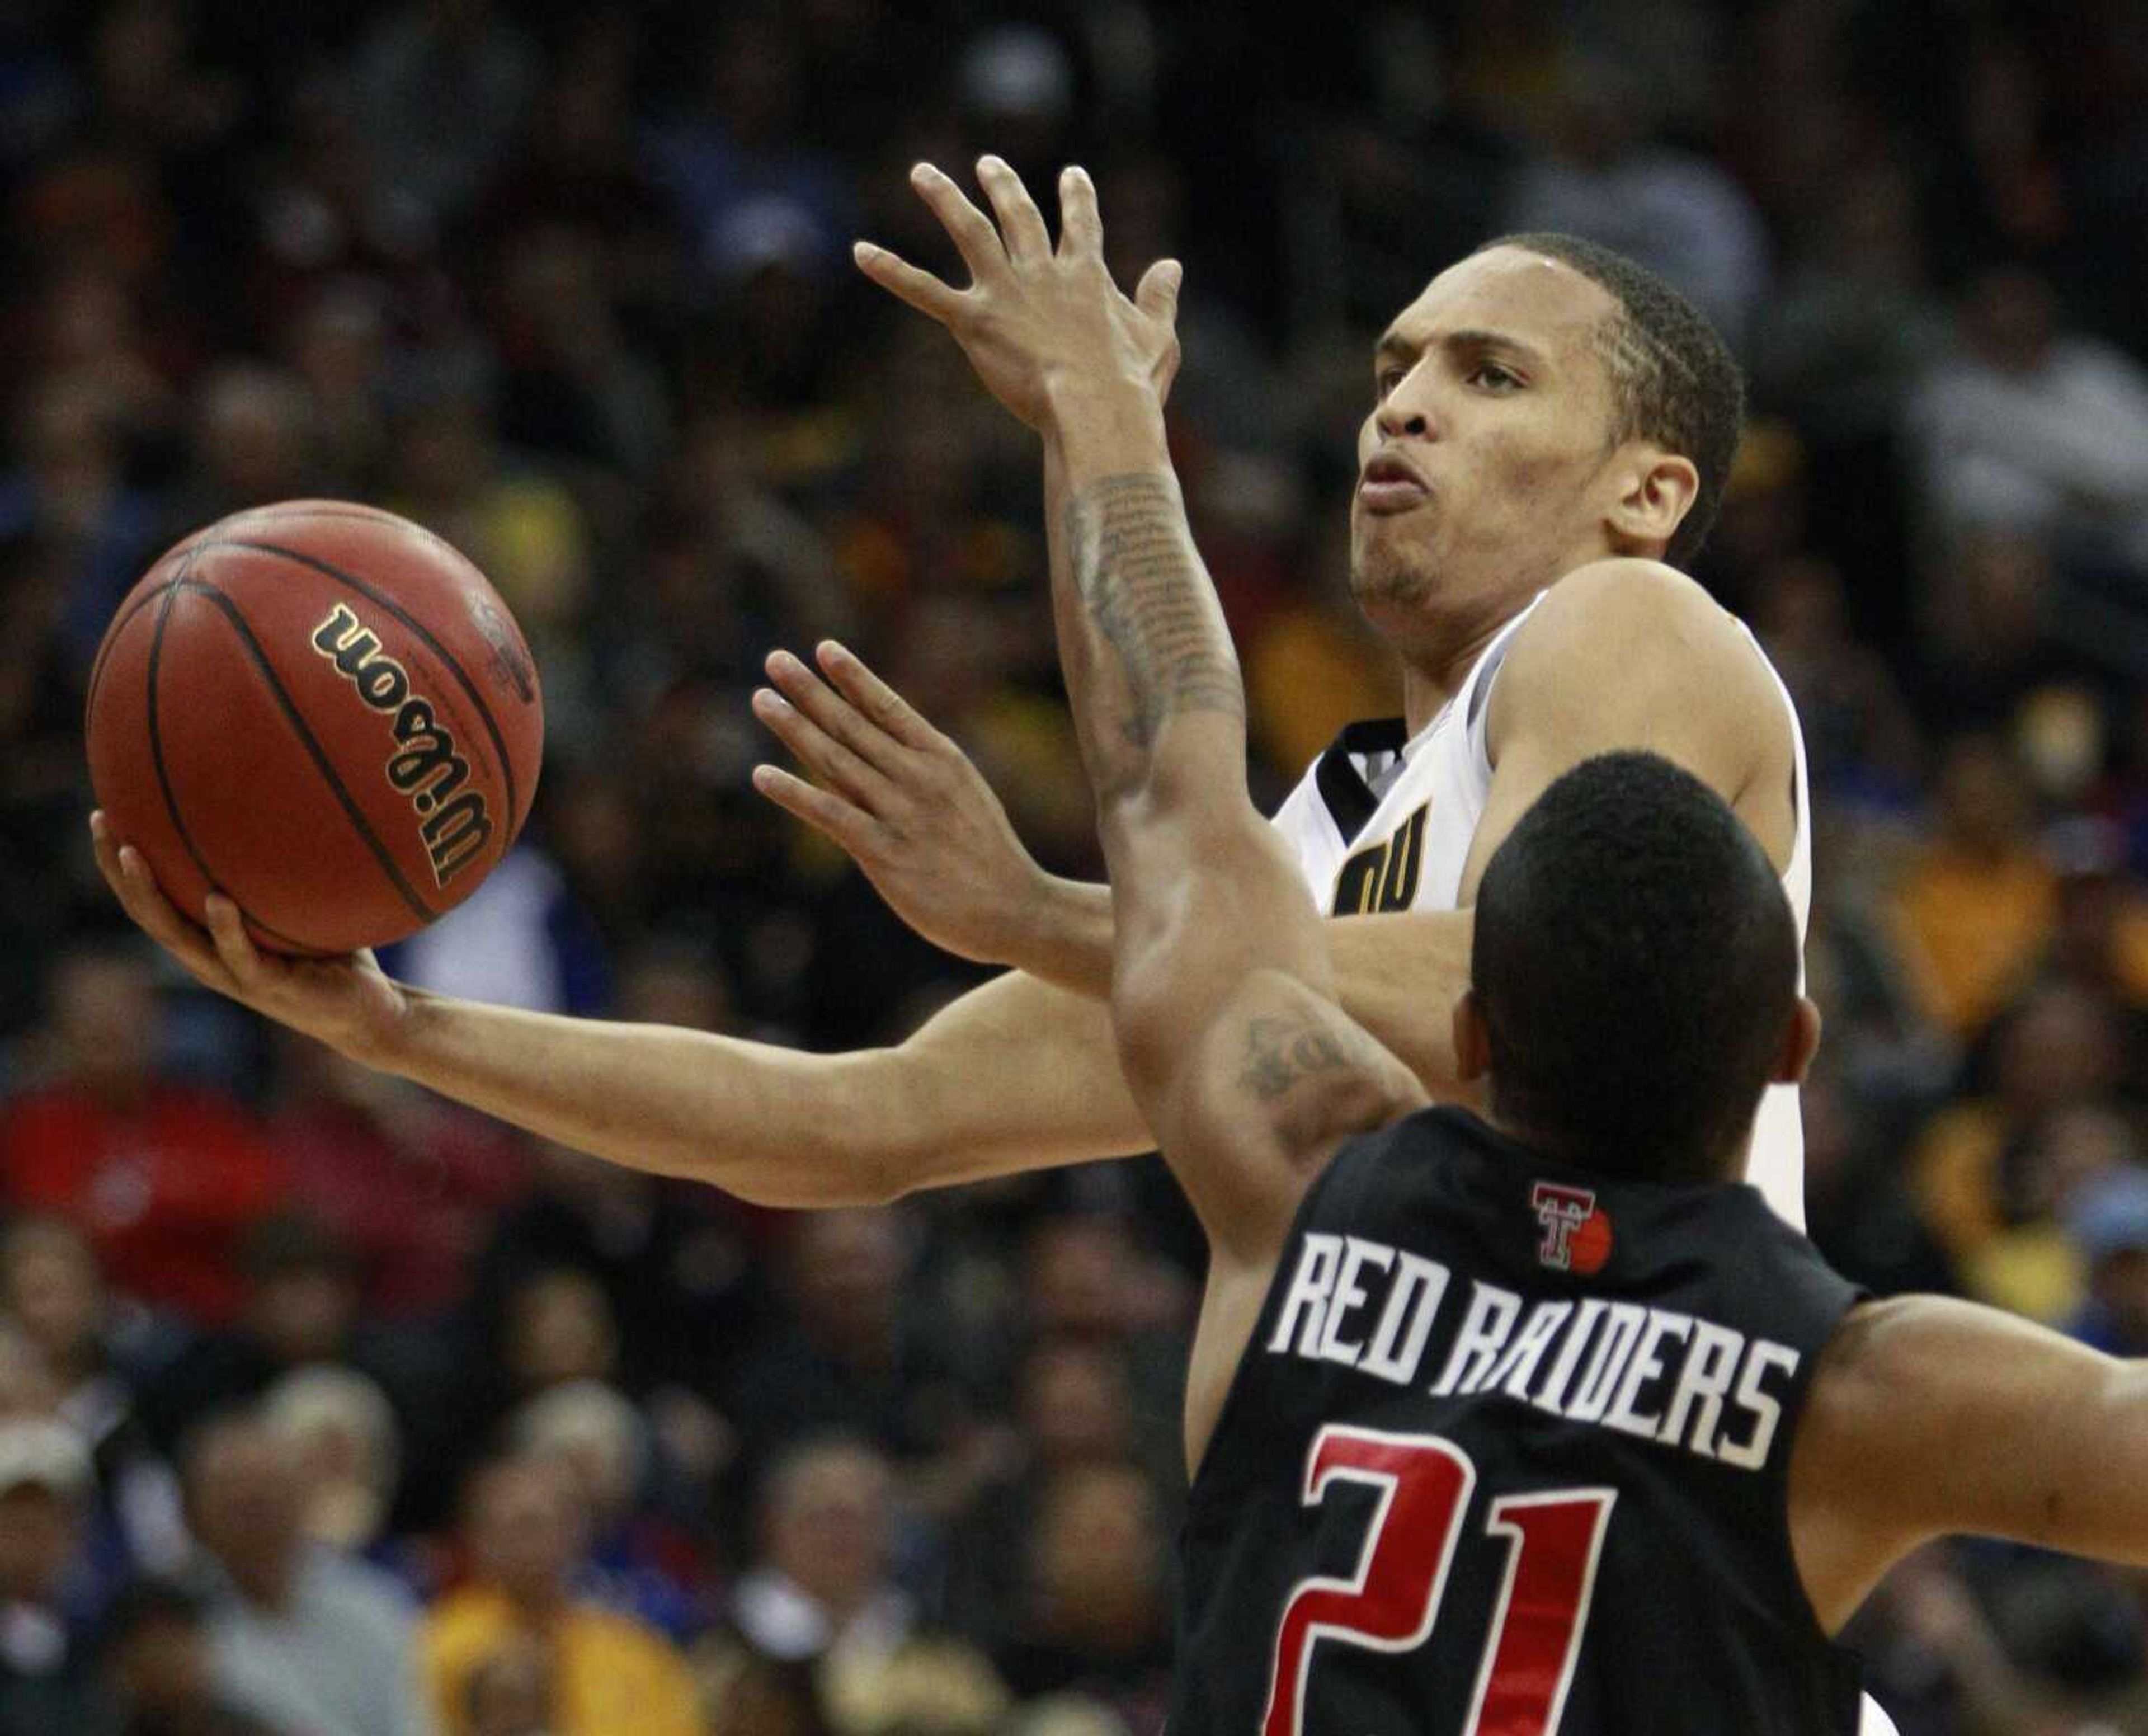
top-left (1604, 447), bottom-right (1699, 558)
top-left (1452, 990), bottom-right (1492, 1085)
top-left (1772, 996), bottom-right (1822, 1086)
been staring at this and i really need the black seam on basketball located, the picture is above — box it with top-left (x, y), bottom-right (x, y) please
top-left (176, 578), bottom-right (438, 927)
top-left (143, 560), bottom-right (321, 952)
top-left (193, 537), bottom-right (522, 835)
top-left (87, 580), bottom-right (176, 730)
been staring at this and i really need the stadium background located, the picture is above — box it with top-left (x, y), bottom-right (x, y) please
top-left (2, 1), bottom-right (2147, 1732)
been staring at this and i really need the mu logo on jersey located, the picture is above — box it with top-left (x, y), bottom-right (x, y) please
top-left (1532, 1182), bottom-right (1614, 1275)
top-left (1331, 803), bottom-right (1430, 915)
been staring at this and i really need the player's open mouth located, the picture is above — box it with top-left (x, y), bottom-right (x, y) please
top-left (1358, 455), bottom-right (1428, 514)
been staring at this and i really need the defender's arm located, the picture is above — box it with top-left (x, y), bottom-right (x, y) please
top-left (1037, 189), bottom-right (1424, 1267)
top-left (1791, 1296), bottom-right (2148, 1634)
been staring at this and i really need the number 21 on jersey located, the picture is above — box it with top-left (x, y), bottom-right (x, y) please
top-left (1261, 1425), bottom-right (1615, 1736)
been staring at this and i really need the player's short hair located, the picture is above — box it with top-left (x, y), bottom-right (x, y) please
top-left (1471, 752), bottom-right (1797, 1185)
top-left (1474, 233), bottom-right (1744, 567)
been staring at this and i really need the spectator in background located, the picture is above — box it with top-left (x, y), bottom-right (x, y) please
top-left (0, 372), bottom-right (160, 672)
top-left (182, 1410), bottom-right (430, 1736)
top-left (492, 223), bottom-right (669, 482)
top-left (819, 1636), bottom-right (1011, 1736)
top-left (698, 1646), bottom-right (830, 1736)
top-left (0, 1216), bottom-right (189, 1593)
top-left (457, 1634), bottom-right (552, 1736)
top-left (260, 1364), bottom-right (403, 1560)
top-left (1002, 1700), bottom-right (1131, 1736)
top-left (1911, 531), bottom-right (2067, 727)
top-left (993, 1463), bottom-right (1171, 1734)
top-left (1891, 735), bottom-right (2058, 1038)
top-left (2067, 1168), bottom-right (2148, 1359)
top-left (1751, 156), bottom-right (1946, 449)
top-left (1799, 1060), bottom-right (1957, 1300)
top-left (0, 530), bottom-right (87, 1037)
top-left (345, 0), bottom-right (539, 233)
top-left (724, 1209), bottom-right (977, 1495)
top-left (156, 363), bottom-right (318, 539)
top-left (468, 1140), bottom-right (762, 1410)
top-left (1750, 555), bottom-right (1924, 806)
top-left (644, 9), bottom-right (854, 294)
top-left (282, 282), bottom-right (393, 493)
top-left (1015, 1213), bottom-right (1187, 1486)
top-left (1502, 51), bottom-right (1771, 349)
top-left (265, 1033), bottom-right (530, 1320)
top-left (139, 1212), bottom-right (455, 1510)
top-left (1904, 265), bottom-right (2148, 575)
top-left (0, 943), bottom-right (285, 1323)
top-left (1914, 980), bottom-right (2130, 1309)
top-left (510, 1379), bottom-right (713, 1643)
top-left (422, 1453), bottom-right (700, 1736)
top-left (381, 845), bottom-right (611, 1019)
top-left (728, 1435), bottom-right (914, 1669)
top-left (98, 1576), bottom-right (286, 1736)
top-left (381, 363), bottom-right (592, 669)
top-left (942, 1338), bottom-right (1139, 1645)
top-left (0, 1418), bottom-right (106, 1736)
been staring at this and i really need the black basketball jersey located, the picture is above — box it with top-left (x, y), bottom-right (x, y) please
top-left (1171, 1106), bottom-right (1867, 1736)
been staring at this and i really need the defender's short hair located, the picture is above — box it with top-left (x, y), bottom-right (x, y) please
top-left (1471, 753), bottom-right (1797, 1184)
top-left (1475, 233), bottom-right (1745, 566)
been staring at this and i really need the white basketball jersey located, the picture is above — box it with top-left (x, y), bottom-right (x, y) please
top-left (1269, 591), bottom-right (1815, 1229)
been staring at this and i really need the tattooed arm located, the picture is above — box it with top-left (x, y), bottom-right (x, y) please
top-left (1038, 173), bottom-right (1427, 1290)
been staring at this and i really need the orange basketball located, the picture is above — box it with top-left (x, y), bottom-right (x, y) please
top-left (86, 501), bottom-right (544, 955)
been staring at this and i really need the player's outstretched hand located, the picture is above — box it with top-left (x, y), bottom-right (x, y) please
top-left (750, 641), bottom-right (1048, 968)
top-left (88, 811), bottom-right (411, 1062)
top-left (854, 155), bottom-right (1182, 430)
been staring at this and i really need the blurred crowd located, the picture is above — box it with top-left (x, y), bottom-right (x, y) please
top-left (1, 2), bottom-right (2146, 1733)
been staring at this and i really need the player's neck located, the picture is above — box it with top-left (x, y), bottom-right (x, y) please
top-left (1398, 615), bottom-right (1513, 735)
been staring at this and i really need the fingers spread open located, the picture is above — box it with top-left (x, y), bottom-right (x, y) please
top-left (753, 683), bottom-right (894, 810)
top-left (815, 642), bottom-right (944, 753)
top-left (977, 155), bottom-right (1052, 263)
top-left (854, 242), bottom-right (964, 324)
top-left (751, 765), bottom-right (886, 861)
top-left (910, 163), bottom-right (1007, 286)
top-left (1136, 257), bottom-right (1184, 326)
top-left (1057, 164), bottom-right (1104, 261)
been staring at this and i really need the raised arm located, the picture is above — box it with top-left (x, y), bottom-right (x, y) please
top-left (856, 157), bottom-right (1429, 1260)
top-left (1791, 1295), bottom-right (2148, 1635)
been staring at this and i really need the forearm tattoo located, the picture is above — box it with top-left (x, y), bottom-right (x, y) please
top-left (1063, 473), bottom-right (1245, 753)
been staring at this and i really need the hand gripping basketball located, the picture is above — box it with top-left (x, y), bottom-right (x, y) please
top-left (90, 809), bottom-right (412, 1063)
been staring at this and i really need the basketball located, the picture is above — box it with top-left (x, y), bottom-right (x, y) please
top-left (85, 501), bottom-right (544, 956)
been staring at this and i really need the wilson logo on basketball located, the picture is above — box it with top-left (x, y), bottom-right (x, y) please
top-left (1531, 1181), bottom-right (1613, 1275)
top-left (311, 604), bottom-right (494, 886)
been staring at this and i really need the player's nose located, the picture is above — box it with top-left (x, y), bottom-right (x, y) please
top-left (1374, 398), bottom-right (1434, 441)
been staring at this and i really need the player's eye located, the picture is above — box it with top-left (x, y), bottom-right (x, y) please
top-left (1468, 362), bottom-right (1523, 392)
top-left (1375, 367), bottom-right (1407, 399)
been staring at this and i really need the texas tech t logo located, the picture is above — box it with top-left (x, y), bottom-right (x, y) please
top-left (1532, 1182), bottom-right (1614, 1275)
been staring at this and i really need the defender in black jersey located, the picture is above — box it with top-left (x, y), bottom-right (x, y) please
top-left (1166, 751), bottom-right (1861, 1735)
top-left (1180, 1108), bottom-right (1863, 1734)
top-left (993, 174), bottom-right (2148, 1736)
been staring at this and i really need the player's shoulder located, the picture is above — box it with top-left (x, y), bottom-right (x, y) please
top-left (1518, 558), bottom-right (1736, 660)
top-left (1495, 558), bottom-right (1777, 728)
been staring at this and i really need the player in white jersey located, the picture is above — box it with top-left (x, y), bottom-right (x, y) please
top-left (92, 160), bottom-right (1886, 1732)
top-left (1263, 595), bottom-right (1816, 1226)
